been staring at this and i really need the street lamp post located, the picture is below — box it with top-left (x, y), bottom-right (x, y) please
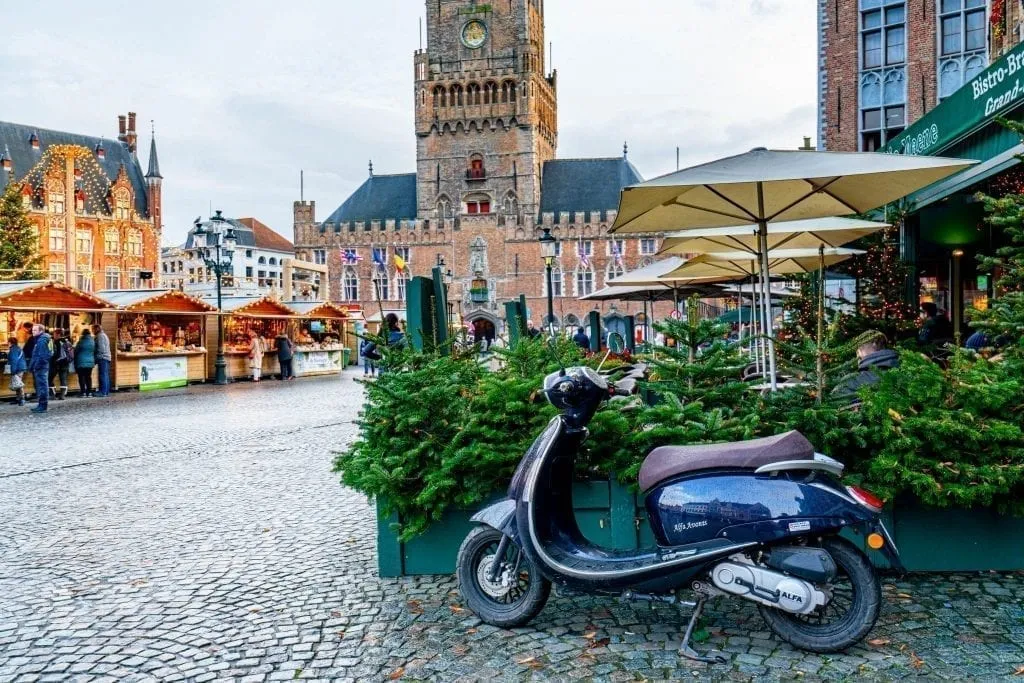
top-left (539, 227), bottom-right (558, 336)
top-left (193, 210), bottom-right (236, 385)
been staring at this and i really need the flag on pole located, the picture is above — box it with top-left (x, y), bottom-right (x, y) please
top-left (341, 248), bottom-right (362, 265)
top-left (372, 248), bottom-right (387, 268)
top-left (394, 253), bottom-right (407, 273)
top-left (578, 240), bottom-right (591, 268)
top-left (611, 240), bottom-right (624, 268)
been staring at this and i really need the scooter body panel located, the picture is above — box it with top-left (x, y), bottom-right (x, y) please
top-left (645, 471), bottom-right (875, 547)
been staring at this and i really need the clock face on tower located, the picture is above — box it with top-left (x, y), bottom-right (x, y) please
top-left (461, 20), bottom-right (487, 49)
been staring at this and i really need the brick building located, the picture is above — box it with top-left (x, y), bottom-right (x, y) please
top-left (293, 0), bottom-right (669, 336)
top-left (0, 112), bottom-right (162, 290)
top-left (818, 0), bottom-right (1024, 152)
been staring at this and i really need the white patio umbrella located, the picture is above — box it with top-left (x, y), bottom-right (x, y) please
top-left (659, 217), bottom-right (889, 256)
top-left (660, 248), bottom-right (864, 280)
top-left (610, 147), bottom-right (976, 389)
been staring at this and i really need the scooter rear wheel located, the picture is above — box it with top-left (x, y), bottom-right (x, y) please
top-left (457, 526), bottom-right (551, 628)
top-left (758, 537), bottom-right (881, 653)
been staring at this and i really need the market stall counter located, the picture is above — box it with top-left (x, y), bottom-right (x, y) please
top-left (97, 290), bottom-right (217, 391)
top-left (1, 281), bottom-right (116, 398)
top-left (210, 297), bottom-right (301, 381)
top-left (288, 301), bottom-right (351, 375)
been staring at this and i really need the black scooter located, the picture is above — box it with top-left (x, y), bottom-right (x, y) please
top-left (457, 362), bottom-right (903, 661)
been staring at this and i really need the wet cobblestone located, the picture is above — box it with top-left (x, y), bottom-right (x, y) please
top-left (1, 371), bottom-right (1023, 681)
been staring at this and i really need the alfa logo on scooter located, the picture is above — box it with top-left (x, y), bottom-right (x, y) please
top-left (673, 519), bottom-right (709, 532)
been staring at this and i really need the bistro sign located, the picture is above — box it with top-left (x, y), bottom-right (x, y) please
top-left (886, 41), bottom-right (1024, 156)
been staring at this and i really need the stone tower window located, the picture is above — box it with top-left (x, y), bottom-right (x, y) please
top-left (484, 81), bottom-right (498, 105)
top-left (437, 195), bottom-right (453, 220)
top-left (467, 83), bottom-right (481, 106)
top-left (464, 193), bottom-right (491, 215)
top-left (452, 84), bottom-right (464, 107)
top-left (433, 86), bottom-right (446, 109)
top-left (467, 154), bottom-right (485, 180)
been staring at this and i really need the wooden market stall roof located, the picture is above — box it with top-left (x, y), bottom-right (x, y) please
top-left (287, 301), bottom-right (350, 319)
top-left (0, 280), bottom-right (115, 312)
top-left (217, 296), bottom-right (299, 318)
top-left (96, 289), bottom-right (218, 314)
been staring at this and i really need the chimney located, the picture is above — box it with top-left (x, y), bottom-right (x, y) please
top-left (126, 111), bottom-right (138, 153)
top-left (118, 115), bottom-right (127, 143)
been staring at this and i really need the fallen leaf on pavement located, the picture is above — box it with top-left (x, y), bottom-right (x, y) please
top-left (896, 593), bottom-right (913, 599)
top-left (867, 638), bottom-right (890, 647)
top-left (388, 667), bottom-right (404, 680)
top-left (587, 637), bottom-right (611, 649)
top-left (406, 600), bottom-right (423, 614)
top-left (466, 628), bottom-right (477, 634)
top-left (336, 631), bottom-right (345, 638)
top-left (449, 605), bottom-right (465, 614)
top-left (452, 644), bottom-right (468, 655)
top-left (909, 651), bottom-right (925, 669)
top-left (582, 631), bottom-right (597, 639)
top-left (1013, 665), bottom-right (1024, 676)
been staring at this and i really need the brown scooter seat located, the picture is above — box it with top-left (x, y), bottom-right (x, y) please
top-left (638, 431), bottom-right (814, 492)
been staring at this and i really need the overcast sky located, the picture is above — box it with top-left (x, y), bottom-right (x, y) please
top-left (0, 0), bottom-right (817, 246)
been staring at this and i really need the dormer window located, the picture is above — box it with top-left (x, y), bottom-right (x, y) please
top-left (48, 185), bottom-right (65, 214)
top-left (114, 189), bottom-right (130, 220)
top-left (29, 132), bottom-right (40, 150)
top-left (75, 189), bottom-right (85, 213)
top-left (0, 146), bottom-right (11, 172)
top-left (95, 143), bottom-right (105, 160)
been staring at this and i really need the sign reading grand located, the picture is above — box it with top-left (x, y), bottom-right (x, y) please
top-left (886, 42), bottom-right (1024, 156)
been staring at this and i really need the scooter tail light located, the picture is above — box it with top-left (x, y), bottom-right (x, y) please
top-left (846, 485), bottom-right (885, 513)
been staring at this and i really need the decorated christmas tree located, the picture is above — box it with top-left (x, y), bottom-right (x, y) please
top-left (0, 182), bottom-right (42, 281)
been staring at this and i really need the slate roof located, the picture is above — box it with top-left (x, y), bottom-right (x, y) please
top-left (146, 135), bottom-right (162, 179)
top-left (540, 157), bottom-right (643, 221)
top-left (322, 173), bottom-right (418, 226)
top-left (182, 216), bottom-right (293, 253)
top-left (0, 121), bottom-right (149, 215)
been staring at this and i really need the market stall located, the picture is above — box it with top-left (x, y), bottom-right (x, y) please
top-left (0, 281), bottom-right (115, 397)
top-left (210, 297), bottom-right (300, 380)
top-left (97, 290), bottom-right (217, 391)
top-left (288, 301), bottom-right (351, 375)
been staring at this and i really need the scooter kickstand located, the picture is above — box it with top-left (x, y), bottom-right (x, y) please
top-left (678, 598), bottom-right (727, 664)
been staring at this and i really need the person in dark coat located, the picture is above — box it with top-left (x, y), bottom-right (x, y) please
top-left (20, 321), bottom-right (37, 398)
top-left (49, 329), bottom-right (73, 400)
top-left (834, 337), bottom-right (901, 402)
top-left (74, 329), bottom-right (97, 397)
top-left (385, 313), bottom-right (405, 348)
top-left (276, 333), bottom-right (295, 380)
top-left (7, 336), bottom-right (27, 406)
top-left (917, 302), bottom-right (953, 345)
top-left (27, 324), bottom-right (52, 412)
top-left (572, 326), bottom-right (590, 350)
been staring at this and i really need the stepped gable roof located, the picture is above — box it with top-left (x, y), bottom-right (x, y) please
top-left (235, 217), bottom-right (294, 253)
top-left (540, 157), bottom-right (644, 219)
top-left (322, 173), bottom-right (417, 226)
top-left (0, 120), bottom-right (149, 215)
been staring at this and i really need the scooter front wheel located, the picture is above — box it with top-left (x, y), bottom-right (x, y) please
top-left (457, 526), bottom-right (551, 628)
top-left (758, 537), bottom-right (881, 653)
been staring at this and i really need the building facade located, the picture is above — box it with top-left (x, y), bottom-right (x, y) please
top-left (161, 215), bottom-right (308, 298)
top-left (293, 0), bottom-right (670, 335)
top-left (818, 0), bottom-right (1024, 152)
top-left (0, 112), bottom-right (162, 290)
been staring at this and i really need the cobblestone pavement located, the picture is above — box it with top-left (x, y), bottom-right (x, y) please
top-left (1, 372), bottom-right (1023, 682)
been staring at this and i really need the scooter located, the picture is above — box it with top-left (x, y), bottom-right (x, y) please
top-left (456, 362), bottom-right (904, 661)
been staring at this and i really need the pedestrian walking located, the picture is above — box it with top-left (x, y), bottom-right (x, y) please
top-left (360, 338), bottom-right (378, 377)
top-left (249, 332), bottom-right (266, 382)
top-left (50, 329), bottom-right (73, 400)
top-left (27, 324), bottom-right (52, 413)
top-left (385, 313), bottom-right (405, 348)
top-left (93, 324), bottom-right (112, 397)
top-left (74, 328), bottom-right (96, 397)
top-left (20, 321), bottom-right (37, 399)
top-left (275, 332), bottom-right (295, 380)
top-left (6, 336), bottom-right (27, 406)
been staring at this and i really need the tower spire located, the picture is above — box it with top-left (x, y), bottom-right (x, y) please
top-left (146, 125), bottom-right (162, 179)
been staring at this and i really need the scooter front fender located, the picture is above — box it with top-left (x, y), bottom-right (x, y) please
top-left (470, 499), bottom-right (519, 543)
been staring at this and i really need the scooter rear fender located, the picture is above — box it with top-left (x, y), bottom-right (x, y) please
top-left (470, 499), bottom-right (520, 543)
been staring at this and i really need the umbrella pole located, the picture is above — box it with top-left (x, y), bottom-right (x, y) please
top-left (816, 244), bottom-right (825, 405)
top-left (751, 272), bottom-right (762, 374)
top-left (756, 185), bottom-right (778, 391)
top-left (643, 297), bottom-right (649, 346)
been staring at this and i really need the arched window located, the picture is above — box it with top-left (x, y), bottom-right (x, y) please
top-left (437, 195), bottom-right (453, 219)
top-left (433, 85), bottom-right (446, 109)
top-left (575, 265), bottom-right (594, 297)
top-left (452, 84), bottom-right (464, 107)
top-left (501, 81), bottom-right (515, 104)
top-left (114, 189), bottom-right (130, 220)
top-left (464, 192), bottom-right (491, 215)
top-left (564, 314), bottom-right (580, 329)
top-left (605, 262), bottom-right (625, 286)
top-left (468, 153), bottom-right (485, 179)
top-left (258, 256), bottom-right (267, 265)
top-left (342, 267), bottom-right (359, 302)
top-left (104, 229), bottom-right (119, 255)
top-left (268, 257), bottom-right (278, 266)
top-left (503, 191), bottom-right (518, 216)
top-left (467, 83), bottom-right (481, 106)
top-left (484, 81), bottom-right (498, 105)
top-left (47, 181), bottom-right (65, 214)
top-left (372, 267), bottom-right (390, 301)
top-left (396, 272), bottom-right (410, 302)
top-left (546, 266), bottom-right (563, 298)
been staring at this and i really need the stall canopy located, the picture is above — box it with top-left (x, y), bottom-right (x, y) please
top-left (287, 301), bottom-right (350, 319)
top-left (0, 280), bottom-right (115, 311)
top-left (97, 289), bottom-right (218, 314)
top-left (216, 296), bottom-right (299, 318)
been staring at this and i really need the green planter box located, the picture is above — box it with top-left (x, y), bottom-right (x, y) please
top-left (375, 485), bottom-right (1024, 576)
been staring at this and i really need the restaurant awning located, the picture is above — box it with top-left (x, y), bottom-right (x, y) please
top-left (97, 289), bottom-right (218, 314)
top-left (0, 281), bottom-right (115, 312)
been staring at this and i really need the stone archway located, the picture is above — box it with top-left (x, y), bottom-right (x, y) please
top-left (465, 310), bottom-right (502, 343)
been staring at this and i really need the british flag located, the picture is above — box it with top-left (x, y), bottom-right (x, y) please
top-left (577, 241), bottom-right (591, 268)
top-left (611, 240), bottom-right (624, 268)
top-left (341, 248), bottom-right (362, 265)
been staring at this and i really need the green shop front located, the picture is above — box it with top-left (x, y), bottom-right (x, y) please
top-left (884, 41), bottom-right (1024, 334)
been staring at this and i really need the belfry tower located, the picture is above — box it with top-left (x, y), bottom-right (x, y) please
top-left (413, 0), bottom-right (557, 225)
